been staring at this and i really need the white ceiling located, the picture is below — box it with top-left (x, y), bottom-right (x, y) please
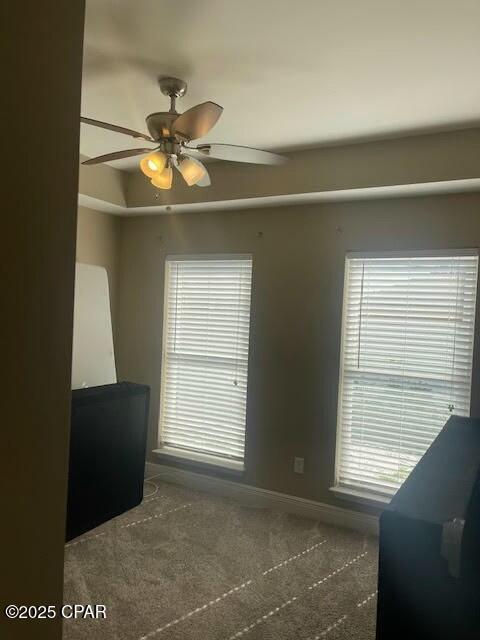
top-left (81, 0), bottom-right (480, 170)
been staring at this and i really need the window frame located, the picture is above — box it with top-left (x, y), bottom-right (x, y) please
top-left (332, 248), bottom-right (479, 504)
top-left (156, 253), bottom-right (254, 472)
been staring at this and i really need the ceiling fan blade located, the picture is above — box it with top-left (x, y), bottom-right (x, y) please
top-left (81, 117), bottom-right (154, 142)
top-left (195, 143), bottom-right (287, 165)
top-left (173, 102), bottom-right (223, 141)
top-left (82, 148), bottom-right (153, 165)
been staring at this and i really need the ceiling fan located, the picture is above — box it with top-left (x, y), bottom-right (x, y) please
top-left (81, 77), bottom-right (287, 189)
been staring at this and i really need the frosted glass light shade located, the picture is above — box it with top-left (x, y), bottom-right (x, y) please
top-left (178, 156), bottom-right (206, 186)
top-left (151, 166), bottom-right (173, 189)
top-left (140, 152), bottom-right (167, 178)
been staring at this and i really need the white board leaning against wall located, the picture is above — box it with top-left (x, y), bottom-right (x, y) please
top-left (72, 263), bottom-right (117, 389)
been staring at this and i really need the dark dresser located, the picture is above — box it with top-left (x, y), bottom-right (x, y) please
top-left (66, 382), bottom-right (150, 541)
top-left (376, 415), bottom-right (480, 639)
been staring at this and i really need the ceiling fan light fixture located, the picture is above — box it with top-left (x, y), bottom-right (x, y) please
top-left (140, 151), bottom-right (167, 178)
top-left (177, 155), bottom-right (207, 186)
top-left (151, 165), bottom-right (173, 189)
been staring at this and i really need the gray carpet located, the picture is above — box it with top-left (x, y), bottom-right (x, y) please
top-left (63, 475), bottom-right (378, 640)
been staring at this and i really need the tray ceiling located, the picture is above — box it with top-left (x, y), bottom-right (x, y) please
top-left (81, 0), bottom-right (480, 170)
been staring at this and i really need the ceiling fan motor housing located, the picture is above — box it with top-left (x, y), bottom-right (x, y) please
top-left (146, 112), bottom-right (179, 141)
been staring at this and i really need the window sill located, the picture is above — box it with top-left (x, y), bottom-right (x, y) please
top-left (329, 485), bottom-right (392, 509)
top-left (153, 446), bottom-right (245, 475)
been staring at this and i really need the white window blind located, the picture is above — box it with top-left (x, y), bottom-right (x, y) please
top-left (336, 251), bottom-right (478, 498)
top-left (159, 256), bottom-right (253, 463)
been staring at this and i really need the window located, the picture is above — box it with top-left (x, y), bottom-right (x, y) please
top-left (335, 250), bottom-right (478, 499)
top-left (158, 256), bottom-right (253, 467)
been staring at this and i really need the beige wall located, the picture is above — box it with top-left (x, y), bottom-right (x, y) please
top-left (79, 156), bottom-right (127, 209)
top-left (126, 127), bottom-right (480, 211)
top-left (2, 2), bottom-right (85, 638)
top-left (116, 192), bottom-right (480, 516)
top-left (77, 206), bottom-right (120, 332)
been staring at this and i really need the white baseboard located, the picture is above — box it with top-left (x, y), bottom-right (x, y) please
top-left (145, 462), bottom-right (379, 536)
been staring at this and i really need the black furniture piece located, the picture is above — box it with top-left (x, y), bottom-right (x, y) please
top-left (376, 416), bottom-right (480, 640)
top-left (66, 382), bottom-right (150, 541)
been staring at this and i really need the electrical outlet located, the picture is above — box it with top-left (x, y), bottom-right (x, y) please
top-left (294, 457), bottom-right (304, 474)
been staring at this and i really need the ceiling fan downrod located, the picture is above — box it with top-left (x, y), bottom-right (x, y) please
top-left (159, 77), bottom-right (188, 114)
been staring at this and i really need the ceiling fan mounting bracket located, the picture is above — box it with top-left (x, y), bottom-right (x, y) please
top-left (158, 77), bottom-right (187, 99)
